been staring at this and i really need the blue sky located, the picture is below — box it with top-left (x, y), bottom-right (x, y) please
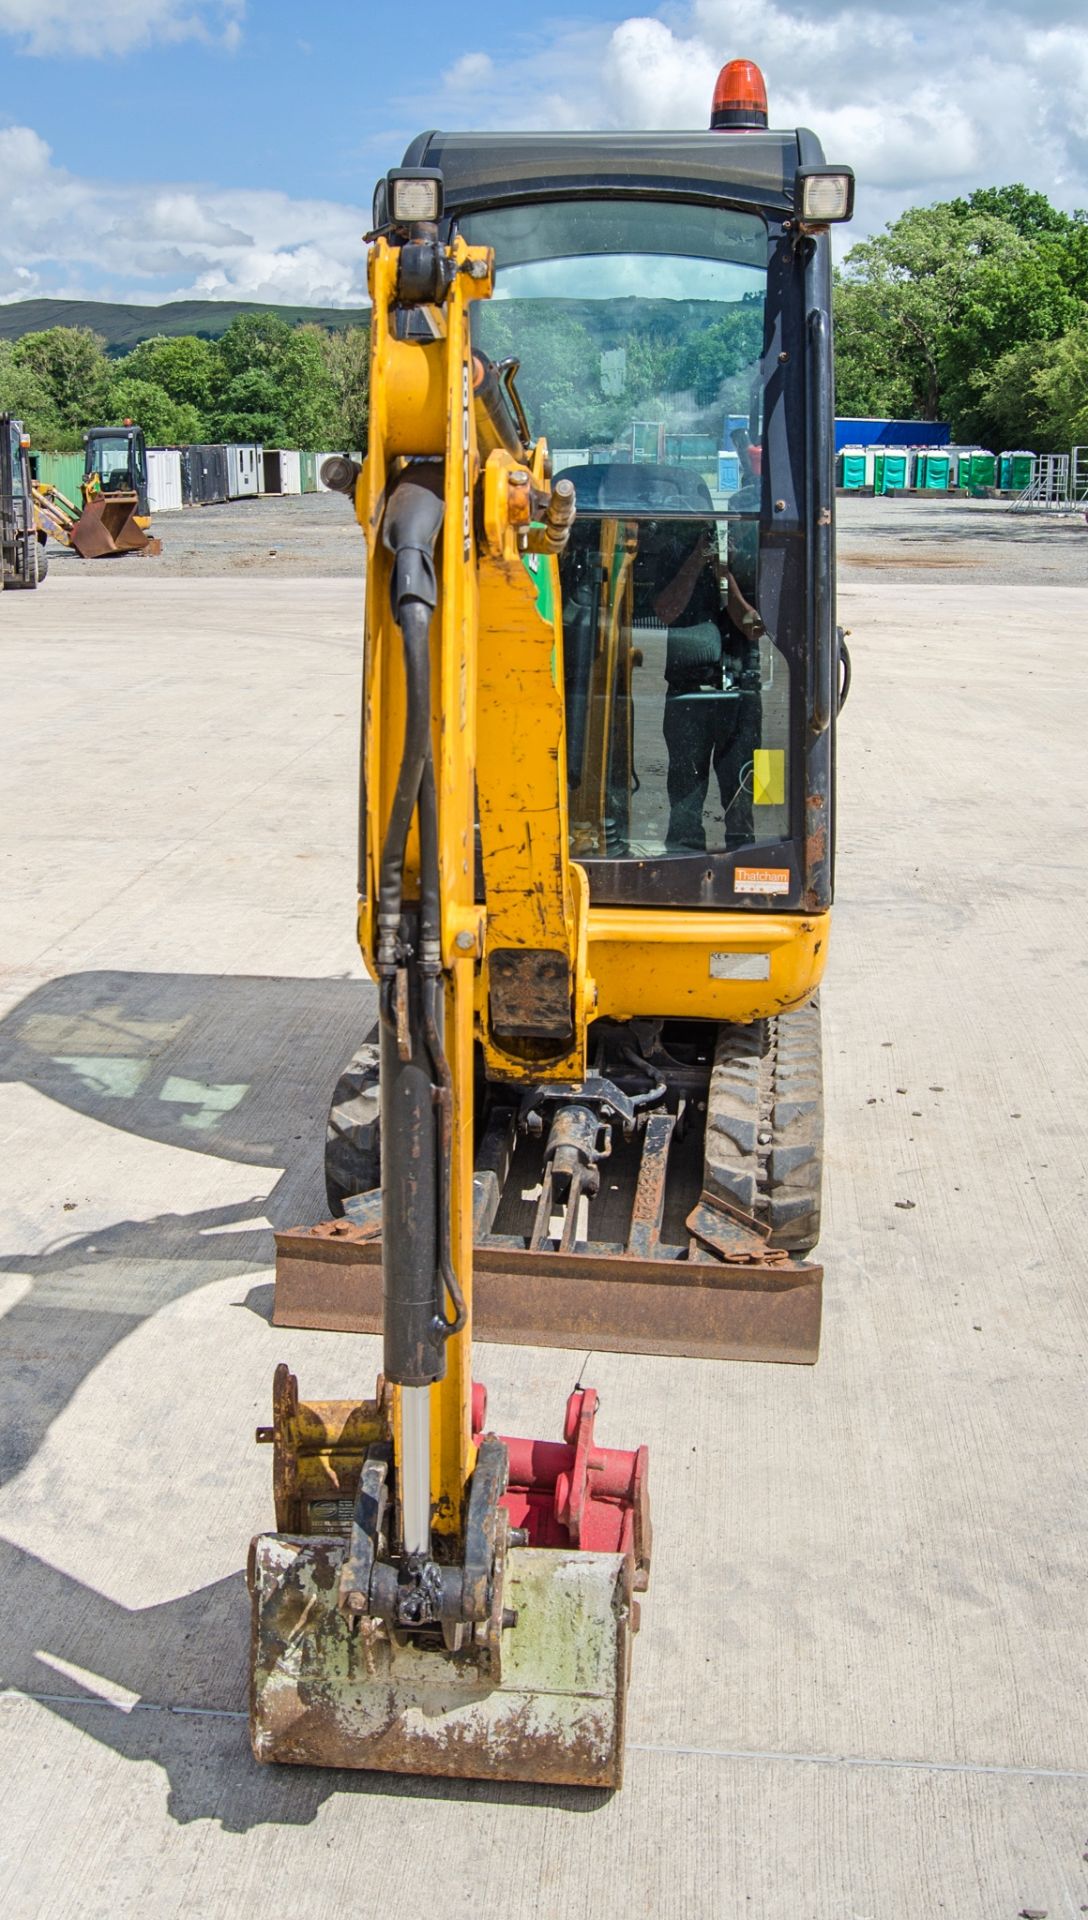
top-left (1, 0), bottom-right (1086, 306)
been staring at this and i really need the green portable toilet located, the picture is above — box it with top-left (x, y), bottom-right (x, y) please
top-left (919, 451), bottom-right (951, 490)
top-left (958, 449), bottom-right (995, 490)
top-left (874, 449), bottom-right (910, 492)
top-left (300, 450), bottom-right (318, 493)
top-left (998, 450), bottom-right (1034, 492)
top-left (838, 446), bottom-right (867, 490)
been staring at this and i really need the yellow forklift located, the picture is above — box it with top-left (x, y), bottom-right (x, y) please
top-left (250, 58), bottom-right (854, 1789)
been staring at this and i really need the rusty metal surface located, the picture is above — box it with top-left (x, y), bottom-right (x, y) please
top-left (256, 1361), bottom-right (390, 1533)
top-left (249, 1538), bottom-right (631, 1787)
top-left (69, 495), bottom-right (160, 559)
top-left (686, 1188), bottom-right (791, 1266)
top-left (489, 947), bottom-right (574, 1040)
top-left (273, 1221), bottom-right (821, 1363)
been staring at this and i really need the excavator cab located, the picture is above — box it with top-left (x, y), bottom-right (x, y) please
top-left (443, 140), bottom-right (843, 900)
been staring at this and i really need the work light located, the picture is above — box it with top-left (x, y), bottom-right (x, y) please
top-left (386, 168), bottom-right (444, 225)
top-left (795, 167), bottom-right (855, 224)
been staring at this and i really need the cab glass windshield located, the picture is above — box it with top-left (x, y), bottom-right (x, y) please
top-left (461, 198), bottom-right (791, 866)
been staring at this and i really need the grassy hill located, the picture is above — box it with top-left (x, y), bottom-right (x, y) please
top-left (0, 297), bottom-right (368, 355)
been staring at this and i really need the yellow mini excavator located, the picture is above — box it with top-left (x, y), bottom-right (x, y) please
top-left (250, 59), bottom-right (854, 1789)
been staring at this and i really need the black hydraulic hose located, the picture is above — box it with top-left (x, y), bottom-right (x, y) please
top-left (417, 755), bottom-right (467, 1338)
top-left (376, 599), bottom-right (432, 971)
top-left (375, 470), bottom-right (445, 974)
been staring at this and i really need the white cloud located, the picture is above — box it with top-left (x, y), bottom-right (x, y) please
top-left (443, 51), bottom-right (495, 89)
top-left (0, 125), bottom-right (369, 306)
top-left (0, 0), bottom-right (242, 57)
top-left (2, 1), bottom-right (1086, 307)
top-left (406, 0), bottom-right (1088, 241)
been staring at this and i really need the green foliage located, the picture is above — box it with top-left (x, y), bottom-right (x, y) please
top-left (834, 183), bottom-right (1088, 448)
top-left (1030, 319), bottom-right (1088, 447)
top-left (206, 313), bottom-right (340, 445)
top-left (0, 341), bottom-right (66, 447)
top-left (10, 326), bottom-right (110, 445)
top-left (104, 375), bottom-right (202, 446)
top-left (319, 324), bottom-right (370, 450)
top-left (118, 334), bottom-right (218, 412)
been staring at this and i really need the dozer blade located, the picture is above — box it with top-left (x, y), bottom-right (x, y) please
top-left (70, 494), bottom-right (161, 559)
top-left (249, 1540), bottom-right (632, 1788)
top-left (273, 1213), bottom-right (821, 1364)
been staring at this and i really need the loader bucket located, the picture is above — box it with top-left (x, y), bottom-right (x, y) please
top-left (70, 493), bottom-right (161, 559)
top-left (249, 1540), bottom-right (633, 1788)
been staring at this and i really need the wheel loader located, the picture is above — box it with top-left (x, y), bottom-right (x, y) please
top-left (250, 58), bottom-right (854, 1789)
top-left (31, 423), bottom-right (161, 561)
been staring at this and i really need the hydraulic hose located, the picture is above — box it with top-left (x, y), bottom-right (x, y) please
top-left (376, 596), bottom-right (432, 972)
top-left (418, 755), bottom-right (467, 1338)
top-left (375, 472), bottom-right (445, 974)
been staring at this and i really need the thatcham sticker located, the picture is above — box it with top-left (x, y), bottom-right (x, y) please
top-left (734, 867), bottom-right (790, 895)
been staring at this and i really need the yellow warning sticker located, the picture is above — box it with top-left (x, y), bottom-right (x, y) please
top-left (735, 866), bottom-right (790, 895)
top-left (752, 747), bottom-right (785, 806)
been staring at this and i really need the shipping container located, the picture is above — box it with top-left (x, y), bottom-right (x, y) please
top-left (260, 449), bottom-right (302, 495)
top-left (551, 449), bottom-right (589, 476)
top-left (181, 444), bottom-right (229, 506)
top-left (835, 417), bottom-right (950, 455)
top-left (31, 451), bottom-right (85, 503)
top-left (146, 447), bottom-right (183, 512)
top-left (226, 444), bottom-right (261, 498)
top-left (299, 450), bottom-right (319, 493)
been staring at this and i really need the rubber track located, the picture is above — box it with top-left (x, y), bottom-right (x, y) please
top-left (324, 1041), bottom-right (381, 1216)
top-left (704, 998), bottom-right (823, 1252)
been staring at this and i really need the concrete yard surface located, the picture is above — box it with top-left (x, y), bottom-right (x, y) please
top-left (0, 564), bottom-right (1086, 1917)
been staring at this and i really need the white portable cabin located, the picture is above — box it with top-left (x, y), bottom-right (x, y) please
top-left (260, 449), bottom-right (302, 495)
top-left (226, 444), bottom-right (261, 498)
top-left (146, 448), bottom-right (183, 513)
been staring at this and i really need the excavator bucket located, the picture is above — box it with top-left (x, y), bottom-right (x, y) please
top-left (249, 1541), bottom-right (633, 1787)
top-left (248, 1370), bottom-right (649, 1788)
top-left (69, 493), bottom-right (161, 559)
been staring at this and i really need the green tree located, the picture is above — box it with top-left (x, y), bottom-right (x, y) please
top-left (834, 202), bottom-right (1024, 421)
top-left (10, 327), bottom-right (110, 442)
top-left (0, 342), bottom-right (65, 448)
top-left (115, 334), bottom-right (218, 416)
top-left (211, 367), bottom-right (289, 445)
top-left (319, 324), bottom-right (370, 448)
top-left (948, 185), bottom-right (1074, 242)
top-left (208, 313), bottom-right (339, 445)
top-left (1030, 318), bottom-right (1088, 447)
top-left (104, 374), bottom-right (202, 445)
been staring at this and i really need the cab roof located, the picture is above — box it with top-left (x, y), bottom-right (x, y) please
top-left (403, 129), bottom-right (824, 218)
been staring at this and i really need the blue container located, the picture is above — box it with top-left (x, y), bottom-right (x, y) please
top-left (717, 450), bottom-right (741, 493)
top-left (836, 418), bottom-right (950, 455)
